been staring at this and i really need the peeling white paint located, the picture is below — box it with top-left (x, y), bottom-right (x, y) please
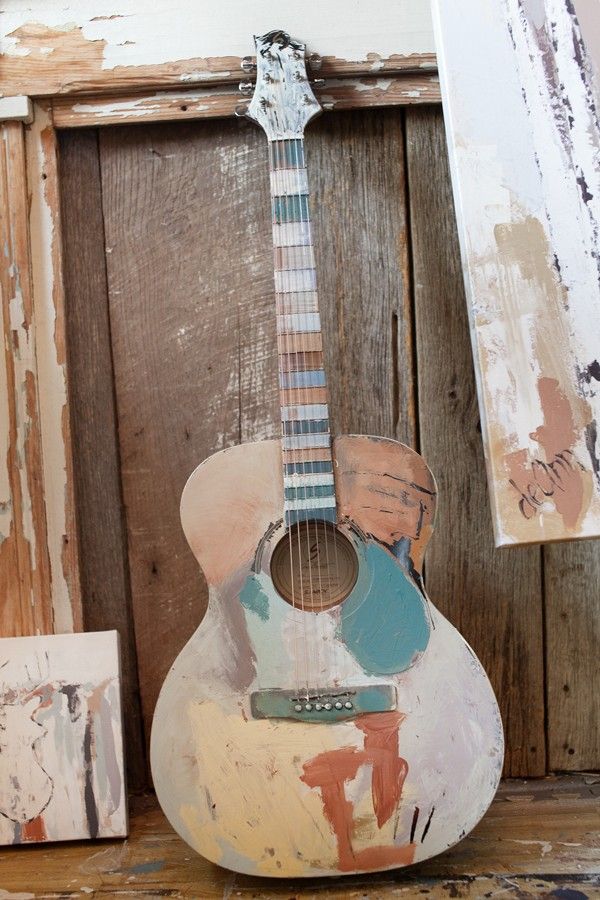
top-left (25, 106), bottom-right (75, 632)
top-left (1, 0), bottom-right (435, 70)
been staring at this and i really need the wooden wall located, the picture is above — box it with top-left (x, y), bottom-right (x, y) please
top-left (58, 107), bottom-right (599, 791)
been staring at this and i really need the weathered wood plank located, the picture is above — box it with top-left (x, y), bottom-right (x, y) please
top-left (309, 109), bottom-right (414, 446)
top-left (51, 75), bottom-right (441, 130)
top-left (25, 104), bottom-right (83, 632)
top-left (0, 121), bottom-right (53, 635)
top-left (98, 119), bottom-right (274, 741)
top-left (406, 107), bottom-right (546, 776)
top-left (432, 0), bottom-right (600, 546)
top-left (0, 777), bottom-right (596, 895)
top-left (545, 540), bottom-right (600, 770)
top-left (58, 128), bottom-right (147, 790)
top-left (0, 2), bottom-right (435, 98)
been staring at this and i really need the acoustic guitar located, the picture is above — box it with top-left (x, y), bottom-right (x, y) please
top-left (151, 30), bottom-right (504, 878)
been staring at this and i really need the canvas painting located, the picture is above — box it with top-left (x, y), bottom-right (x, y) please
top-left (0, 630), bottom-right (127, 844)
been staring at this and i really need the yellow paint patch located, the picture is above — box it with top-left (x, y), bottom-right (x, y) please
top-left (185, 699), bottom-right (359, 875)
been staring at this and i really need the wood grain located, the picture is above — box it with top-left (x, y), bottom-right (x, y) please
top-left (309, 109), bottom-right (415, 446)
top-left (545, 540), bottom-right (600, 770)
top-left (406, 107), bottom-right (546, 776)
top-left (58, 129), bottom-right (147, 791)
top-left (51, 75), bottom-right (441, 130)
top-left (0, 122), bottom-right (53, 636)
top-left (0, 777), bottom-right (596, 896)
top-left (98, 119), bottom-right (276, 741)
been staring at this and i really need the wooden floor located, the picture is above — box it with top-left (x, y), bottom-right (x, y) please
top-left (2, 776), bottom-right (598, 898)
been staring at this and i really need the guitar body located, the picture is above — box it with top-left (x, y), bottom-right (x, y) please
top-left (151, 435), bottom-right (504, 878)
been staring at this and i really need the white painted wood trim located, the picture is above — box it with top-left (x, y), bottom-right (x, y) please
top-left (432, 0), bottom-right (600, 546)
top-left (0, 97), bottom-right (33, 123)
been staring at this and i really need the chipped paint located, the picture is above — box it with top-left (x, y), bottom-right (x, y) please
top-left (25, 105), bottom-right (82, 631)
top-left (433, 0), bottom-right (600, 545)
top-left (153, 436), bottom-right (503, 877)
top-left (0, 2), bottom-right (436, 97)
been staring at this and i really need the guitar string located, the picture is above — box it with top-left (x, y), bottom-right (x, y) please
top-left (292, 134), bottom-right (328, 697)
top-left (293, 130), bottom-right (344, 690)
top-left (273, 137), bottom-right (301, 700)
top-left (287, 133), bottom-right (317, 700)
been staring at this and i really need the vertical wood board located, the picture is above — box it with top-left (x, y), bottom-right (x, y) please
top-left (25, 105), bottom-right (83, 631)
top-left (432, 0), bottom-right (600, 546)
top-left (406, 108), bottom-right (546, 776)
top-left (58, 128), bottom-right (147, 790)
top-left (0, 121), bottom-right (53, 636)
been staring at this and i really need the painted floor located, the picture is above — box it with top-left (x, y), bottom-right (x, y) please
top-left (0, 775), bottom-right (598, 898)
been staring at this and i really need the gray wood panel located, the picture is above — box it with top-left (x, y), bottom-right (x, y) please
top-left (58, 128), bottom-right (146, 790)
top-left (406, 107), bottom-right (546, 777)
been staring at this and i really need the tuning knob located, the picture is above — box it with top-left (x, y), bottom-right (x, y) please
top-left (311, 78), bottom-right (326, 86)
top-left (239, 80), bottom-right (254, 95)
top-left (234, 102), bottom-right (250, 118)
top-left (241, 56), bottom-right (256, 73)
top-left (307, 53), bottom-right (322, 72)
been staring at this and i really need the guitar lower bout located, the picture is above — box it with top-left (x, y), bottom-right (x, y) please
top-left (151, 435), bottom-right (504, 878)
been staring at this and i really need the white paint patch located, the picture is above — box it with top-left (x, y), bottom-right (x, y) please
top-left (0, 1), bottom-right (436, 70)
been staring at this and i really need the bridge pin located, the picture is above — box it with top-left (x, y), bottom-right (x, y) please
top-left (334, 701), bottom-right (343, 710)
top-left (294, 704), bottom-right (303, 712)
top-left (324, 702), bottom-right (332, 710)
top-left (344, 701), bottom-right (353, 709)
top-left (305, 703), bottom-right (313, 711)
top-left (314, 703), bottom-right (322, 710)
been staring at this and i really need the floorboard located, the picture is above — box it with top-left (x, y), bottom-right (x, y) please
top-left (2, 776), bottom-right (597, 898)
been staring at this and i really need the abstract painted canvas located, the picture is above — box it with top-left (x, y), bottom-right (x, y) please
top-left (0, 630), bottom-right (127, 844)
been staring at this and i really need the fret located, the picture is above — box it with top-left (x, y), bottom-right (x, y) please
top-left (269, 137), bottom-right (336, 524)
top-left (276, 292), bottom-right (319, 314)
top-left (279, 369), bottom-right (326, 388)
top-left (277, 312), bottom-right (321, 333)
top-left (278, 332), bottom-right (322, 354)
top-left (278, 351), bottom-right (323, 373)
top-left (281, 404), bottom-right (329, 421)
top-left (282, 433), bottom-right (331, 450)
top-left (274, 245), bottom-right (315, 270)
top-left (270, 169), bottom-right (309, 196)
top-left (272, 222), bottom-right (311, 247)
top-left (274, 268), bottom-right (317, 293)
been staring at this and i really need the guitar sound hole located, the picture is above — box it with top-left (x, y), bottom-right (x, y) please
top-left (270, 520), bottom-right (359, 611)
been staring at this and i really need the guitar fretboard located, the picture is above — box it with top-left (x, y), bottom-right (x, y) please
top-left (269, 139), bottom-right (336, 527)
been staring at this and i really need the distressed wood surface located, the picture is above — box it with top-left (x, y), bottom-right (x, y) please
top-left (95, 109), bottom-right (415, 747)
top-left (0, 122), bottom-right (53, 636)
top-left (0, 777), bottom-right (596, 896)
top-left (0, 1), bottom-right (435, 98)
top-left (51, 75), bottom-right (441, 130)
top-left (544, 539), bottom-right (600, 770)
top-left (432, 0), bottom-right (600, 546)
top-left (25, 104), bottom-right (83, 632)
top-left (58, 129), bottom-right (146, 791)
top-left (406, 107), bottom-right (546, 777)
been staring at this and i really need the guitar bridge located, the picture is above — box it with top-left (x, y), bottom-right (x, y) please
top-left (250, 684), bottom-right (396, 722)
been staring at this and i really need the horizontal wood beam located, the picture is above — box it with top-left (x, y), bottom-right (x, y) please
top-left (52, 75), bottom-right (441, 129)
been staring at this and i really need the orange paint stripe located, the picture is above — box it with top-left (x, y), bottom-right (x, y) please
top-left (279, 332), bottom-right (322, 353)
top-left (280, 387), bottom-right (329, 405)
top-left (278, 351), bottom-right (324, 372)
top-left (282, 447), bottom-right (333, 463)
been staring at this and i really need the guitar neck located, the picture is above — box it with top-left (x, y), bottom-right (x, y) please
top-left (269, 138), bottom-right (336, 526)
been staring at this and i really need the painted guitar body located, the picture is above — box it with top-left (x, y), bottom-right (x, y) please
top-left (151, 435), bottom-right (504, 878)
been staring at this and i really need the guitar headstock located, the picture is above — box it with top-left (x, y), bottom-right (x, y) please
top-left (243, 31), bottom-right (322, 140)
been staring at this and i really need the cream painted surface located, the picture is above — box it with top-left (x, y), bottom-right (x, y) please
top-left (433, 0), bottom-right (600, 545)
top-left (25, 106), bottom-right (80, 632)
top-left (1, 1), bottom-right (434, 74)
top-left (152, 438), bottom-right (503, 878)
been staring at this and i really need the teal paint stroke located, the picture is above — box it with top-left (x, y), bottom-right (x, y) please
top-left (239, 573), bottom-right (270, 622)
top-left (341, 542), bottom-right (430, 675)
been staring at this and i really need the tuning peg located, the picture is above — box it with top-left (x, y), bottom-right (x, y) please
top-left (239, 80), bottom-right (254, 95)
top-left (311, 78), bottom-right (326, 86)
top-left (234, 102), bottom-right (250, 117)
top-left (307, 53), bottom-right (322, 72)
top-left (241, 56), bottom-right (256, 73)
